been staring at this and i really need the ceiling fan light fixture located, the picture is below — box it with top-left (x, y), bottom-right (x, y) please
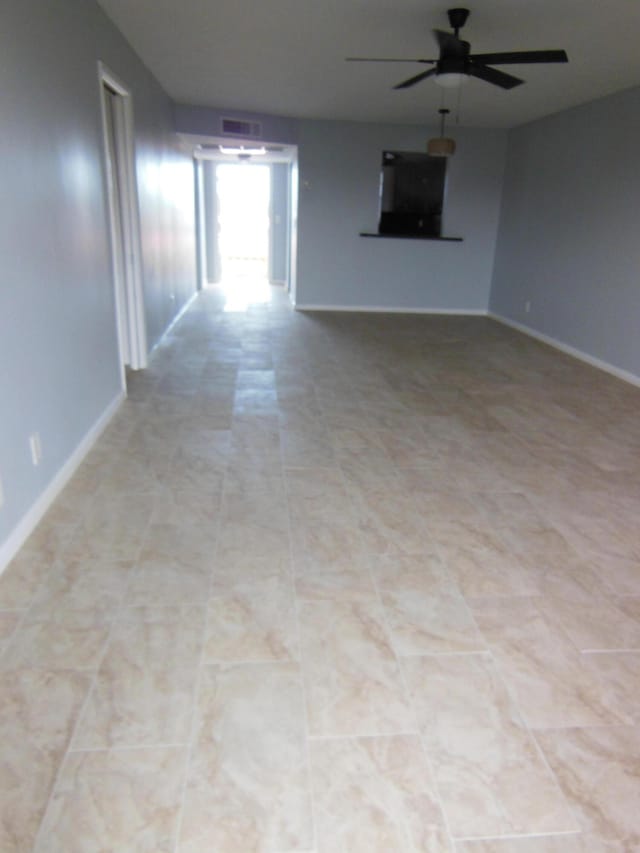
top-left (434, 71), bottom-right (466, 88)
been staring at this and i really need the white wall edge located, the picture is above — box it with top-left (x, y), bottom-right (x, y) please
top-left (0, 390), bottom-right (126, 575)
top-left (149, 290), bottom-right (198, 357)
top-left (97, 62), bottom-right (148, 372)
top-left (295, 304), bottom-right (488, 315)
top-left (489, 312), bottom-right (640, 389)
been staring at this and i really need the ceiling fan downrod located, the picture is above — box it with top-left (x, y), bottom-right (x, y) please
top-left (447, 8), bottom-right (470, 37)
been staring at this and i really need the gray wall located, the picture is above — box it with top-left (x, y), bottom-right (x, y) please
top-left (0, 0), bottom-right (196, 550)
top-left (295, 119), bottom-right (507, 310)
top-left (490, 86), bottom-right (640, 379)
top-left (174, 103), bottom-right (298, 145)
top-left (270, 163), bottom-right (290, 284)
top-left (202, 162), bottom-right (221, 284)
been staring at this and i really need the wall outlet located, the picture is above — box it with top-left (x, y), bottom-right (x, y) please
top-left (29, 432), bottom-right (42, 466)
top-left (524, 300), bottom-right (531, 313)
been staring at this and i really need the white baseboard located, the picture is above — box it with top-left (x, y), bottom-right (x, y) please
top-left (0, 391), bottom-right (126, 574)
top-left (489, 312), bottom-right (640, 388)
top-left (295, 304), bottom-right (487, 315)
top-left (295, 303), bottom-right (640, 387)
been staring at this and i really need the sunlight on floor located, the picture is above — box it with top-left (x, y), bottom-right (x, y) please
top-left (217, 276), bottom-right (273, 312)
top-left (208, 258), bottom-right (273, 312)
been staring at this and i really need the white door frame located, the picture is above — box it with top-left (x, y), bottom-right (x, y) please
top-left (288, 159), bottom-right (299, 304)
top-left (98, 61), bottom-right (147, 377)
top-left (194, 159), bottom-right (207, 290)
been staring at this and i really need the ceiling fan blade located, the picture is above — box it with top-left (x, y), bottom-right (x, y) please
top-left (345, 57), bottom-right (435, 64)
top-left (393, 68), bottom-right (438, 90)
top-left (469, 49), bottom-right (568, 65)
top-left (467, 62), bottom-right (524, 89)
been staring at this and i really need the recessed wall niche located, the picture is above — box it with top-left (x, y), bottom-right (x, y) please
top-left (378, 150), bottom-right (447, 238)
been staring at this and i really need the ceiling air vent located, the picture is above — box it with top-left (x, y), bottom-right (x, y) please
top-left (221, 117), bottom-right (262, 139)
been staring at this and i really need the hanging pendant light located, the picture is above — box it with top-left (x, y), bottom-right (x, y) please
top-left (428, 108), bottom-right (456, 157)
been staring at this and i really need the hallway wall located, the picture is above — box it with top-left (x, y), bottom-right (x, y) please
top-left (0, 0), bottom-right (196, 558)
top-left (270, 163), bottom-right (290, 285)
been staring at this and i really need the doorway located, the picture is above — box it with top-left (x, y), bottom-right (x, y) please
top-left (217, 163), bottom-right (271, 286)
top-left (195, 148), bottom-right (297, 311)
top-left (98, 63), bottom-right (147, 381)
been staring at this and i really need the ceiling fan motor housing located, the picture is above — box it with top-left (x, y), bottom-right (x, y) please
top-left (448, 8), bottom-right (470, 33)
top-left (438, 36), bottom-right (469, 76)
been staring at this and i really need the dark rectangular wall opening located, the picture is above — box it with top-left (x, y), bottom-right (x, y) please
top-left (378, 150), bottom-right (446, 237)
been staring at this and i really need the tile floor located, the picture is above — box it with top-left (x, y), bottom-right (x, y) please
top-left (1, 285), bottom-right (640, 851)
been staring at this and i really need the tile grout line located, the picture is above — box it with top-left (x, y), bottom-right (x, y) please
top-left (171, 392), bottom-right (229, 853)
top-left (0, 515), bottom-right (87, 663)
top-left (30, 520), bottom-right (154, 850)
top-left (282, 349), bottom-right (319, 853)
top-left (452, 829), bottom-right (583, 842)
top-left (483, 645), bottom-right (584, 837)
top-left (32, 299), bottom-right (209, 851)
top-left (306, 730), bottom-right (426, 741)
top-left (3, 378), bottom-right (163, 846)
top-left (66, 741), bottom-right (189, 754)
top-left (458, 535), bottom-right (592, 839)
top-left (367, 550), bottom-right (458, 850)
top-left (329, 445), bottom-right (459, 847)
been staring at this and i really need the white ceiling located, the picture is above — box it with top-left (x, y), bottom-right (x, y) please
top-left (97, 0), bottom-right (640, 128)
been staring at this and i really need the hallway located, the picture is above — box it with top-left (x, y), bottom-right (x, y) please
top-left (1, 286), bottom-right (640, 851)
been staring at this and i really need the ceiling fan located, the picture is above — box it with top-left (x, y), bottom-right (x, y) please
top-left (346, 8), bottom-right (568, 90)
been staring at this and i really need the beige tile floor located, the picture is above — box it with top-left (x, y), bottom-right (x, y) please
top-left (1, 284), bottom-right (640, 851)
